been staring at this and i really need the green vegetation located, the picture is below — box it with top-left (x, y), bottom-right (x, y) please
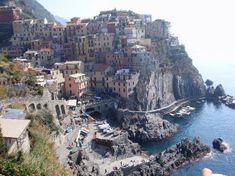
top-left (0, 54), bottom-right (8, 63)
top-left (0, 87), bottom-right (7, 100)
top-left (25, 74), bottom-right (36, 87)
top-left (0, 128), bottom-right (8, 158)
top-left (7, 102), bottom-right (26, 109)
top-left (0, 113), bottom-right (72, 176)
top-left (0, 58), bottom-right (44, 97)
top-left (34, 111), bottom-right (60, 133)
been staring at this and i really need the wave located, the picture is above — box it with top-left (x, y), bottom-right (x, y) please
top-left (204, 151), bottom-right (214, 159)
top-left (222, 141), bottom-right (232, 153)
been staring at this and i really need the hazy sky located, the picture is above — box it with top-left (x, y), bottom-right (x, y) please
top-left (38, 0), bottom-right (235, 89)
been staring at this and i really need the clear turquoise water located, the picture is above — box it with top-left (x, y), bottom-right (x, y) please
top-left (143, 59), bottom-right (235, 175)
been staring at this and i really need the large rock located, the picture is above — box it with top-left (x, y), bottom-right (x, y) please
top-left (205, 79), bottom-right (214, 87)
top-left (117, 111), bottom-right (178, 143)
top-left (214, 84), bottom-right (226, 97)
top-left (212, 138), bottom-right (227, 152)
top-left (206, 84), bottom-right (226, 98)
top-left (94, 132), bottom-right (142, 159)
top-left (206, 86), bottom-right (215, 97)
top-left (108, 138), bottom-right (210, 176)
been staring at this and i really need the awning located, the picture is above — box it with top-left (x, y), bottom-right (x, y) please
top-left (67, 99), bottom-right (77, 107)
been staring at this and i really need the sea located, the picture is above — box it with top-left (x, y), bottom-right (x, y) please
top-left (143, 58), bottom-right (235, 176)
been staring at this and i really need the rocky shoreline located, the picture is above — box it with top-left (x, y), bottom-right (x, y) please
top-left (65, 96), bottom-right (235, 176)
top-left (114, 111), bottom-right (178, 143)
top-left (205, 81), bottom-right (235, 109)
top-left (219, 95), bottom-right (235, 109)
top-left (108, 138), bottom-right (210, 176)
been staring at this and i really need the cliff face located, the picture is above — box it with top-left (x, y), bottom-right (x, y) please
top-left (127, 21), bottom-right (206, 111)
top-left (1, 0), bottom-right (57, 22)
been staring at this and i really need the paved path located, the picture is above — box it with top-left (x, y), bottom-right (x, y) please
top-left (99, 155), bottom-right (149, 175)
top-left (55, 126), bottom-right (80, 165)
top-left (119, 99), bottom-right (188, 114)
top-left (119, 97), bottom-right (205, 115)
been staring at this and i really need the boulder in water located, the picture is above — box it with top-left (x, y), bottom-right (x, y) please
top-left (212, 138), bottom-right (227, 152)
top-left (214, 84), bottom-right (226, 97)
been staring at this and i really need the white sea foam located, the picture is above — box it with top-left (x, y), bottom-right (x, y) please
top-left (222, 141), bottom-right (232, 153)
top-left (204, 150), bottom-right (214, 159)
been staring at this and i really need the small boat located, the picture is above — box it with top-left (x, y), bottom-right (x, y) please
top-left (186, 106), bottom-right (195, 111)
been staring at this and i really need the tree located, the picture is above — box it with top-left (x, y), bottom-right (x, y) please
top-left (0, 53), bottom-right (8, 62)
top-left (25, 74), bottom-right (36, 87)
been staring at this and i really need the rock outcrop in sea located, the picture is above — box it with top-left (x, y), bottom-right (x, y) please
top-left (205, 78), bottom-right (226, 98)
top-left (108, 138), bottom-right (210, 176)
top-left (213, 138), bottom-right (227, 152)
top-left (122, 112), bottom-right (177, 143)
top-left (214, 84), bottom-right (226, 97)
top-left (106, 110), bottom-right (178, 143)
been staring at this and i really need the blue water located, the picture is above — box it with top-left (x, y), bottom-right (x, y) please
top-left (143, 58), bottom-right (235, 175)
top-left (143, 102), bottom-right (235, 175)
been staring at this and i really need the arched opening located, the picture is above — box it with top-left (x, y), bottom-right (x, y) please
top-left (28, 103), bottom-right (36, 112)
top-left (43, 104), bottom-right (48, 109)
top-left (55, 105), bottom-right (61, 118)
top-left (85, 107), bottom-right (95, 113)
top-left (89, 111), bottom-right (102, 119)
top-left (36, 104), bottom-right (42, 110)
top-left (61, 105), bottom-right (66, 114)
top-left (51, 93), bottom-right (54, 100)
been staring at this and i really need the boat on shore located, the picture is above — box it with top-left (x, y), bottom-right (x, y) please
top-left (170, 105), bottom-right (196, 118)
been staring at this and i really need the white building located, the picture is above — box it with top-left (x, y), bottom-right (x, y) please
top-left (0, 119), bottom-right (31, 154)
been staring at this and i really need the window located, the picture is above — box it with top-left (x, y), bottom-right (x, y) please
top-left (69, 84), bottom-right (72, 88)
top-left (123, 88), bottom-right (125, 92)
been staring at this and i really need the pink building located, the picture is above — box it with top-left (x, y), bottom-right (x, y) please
top-left (64, 73), bottom-right (88, 98)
